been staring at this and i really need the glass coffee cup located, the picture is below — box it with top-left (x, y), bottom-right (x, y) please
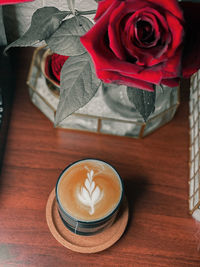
top-left (56, 159), bottom-right (124, 235)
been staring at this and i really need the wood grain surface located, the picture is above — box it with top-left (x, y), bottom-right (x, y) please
top-left (0, 48), bottom-right (199, 266)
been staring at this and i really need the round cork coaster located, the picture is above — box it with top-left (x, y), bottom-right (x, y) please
top-left (46, 189), bottom-right (129, 253)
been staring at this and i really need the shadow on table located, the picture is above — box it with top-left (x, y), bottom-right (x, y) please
top-left (0, 47), bottom-right (15, 176)
top-left (123, 176), bottom-right (148, 233)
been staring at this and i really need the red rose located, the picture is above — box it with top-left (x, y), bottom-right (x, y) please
top-left (80, 0), bottom-right (184, 91)
top-left (44, 53), bottom-right (68, 85)
top-left (50, 53), bottom-right (69, 82)
top-left (0, 0), bottom-right (34, 4)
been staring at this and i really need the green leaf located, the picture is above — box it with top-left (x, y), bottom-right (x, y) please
top-left (45, 15), bottom-right (93, 56)
top-left (5, 7), bottom-right (69, 52)
top-left (127, 87), bottom-right (155, 121)
top-left (54, 53), bottom-right (101, 126)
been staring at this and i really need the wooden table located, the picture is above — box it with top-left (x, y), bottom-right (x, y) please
top-left (0, 48), bottom-right (199, 266)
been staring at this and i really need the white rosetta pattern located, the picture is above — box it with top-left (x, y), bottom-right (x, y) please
top-left (78, 169), bottom-right (103, 215)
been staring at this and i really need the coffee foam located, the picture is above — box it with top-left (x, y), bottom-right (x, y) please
top-left (57, 160), bottom-right (122, 221)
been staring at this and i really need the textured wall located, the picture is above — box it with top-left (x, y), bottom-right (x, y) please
top-left (3, 0), bottom-right (97, 43)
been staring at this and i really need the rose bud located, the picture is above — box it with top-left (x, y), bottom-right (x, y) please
top-left (50, 53), bottom-right (69, 83)
top-left (44, 53), bottom-right (69, 85)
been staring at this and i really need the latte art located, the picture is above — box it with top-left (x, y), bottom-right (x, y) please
top-left (78, 170), bottom-right (104, 215)
top-left (56, 159), bottom-right (122, 221)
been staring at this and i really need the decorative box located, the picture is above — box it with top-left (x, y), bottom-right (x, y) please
top-left (27, 46), bottom-right (180, 138)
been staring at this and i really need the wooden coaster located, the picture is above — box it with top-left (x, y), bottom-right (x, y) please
top-left (46, 189), bottom-right (129, 253)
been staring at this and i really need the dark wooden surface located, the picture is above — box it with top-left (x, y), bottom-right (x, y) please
top-left (0, 48), bottom-right (199, 266)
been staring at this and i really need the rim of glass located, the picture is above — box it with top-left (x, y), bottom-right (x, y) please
top-left (55, 158), bottom-right (124, 224)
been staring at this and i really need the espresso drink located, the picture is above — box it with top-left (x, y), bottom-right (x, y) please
top-left (57, 159), bottom-right (122, 222)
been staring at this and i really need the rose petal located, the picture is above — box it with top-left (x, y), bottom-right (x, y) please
top-left (97, 69), bottom-right (155, 91)
top-left (108, 1), bottom-right (127, 60)
top-left (94, 0), bottom-right (114, 21)
top-left (122, 7), bottom-right (171, 66)
top-left (160, 47), bottom-right (182, 79)
top-left (0, 0), bottom-right (34, 4)
top-left (51, 53), bottom-right (69, 81)
top-left (146, 0), bottom-right (183, 21)
top-left (161, 77), bottom-right (180, 87)
top-left (135, 19), bottom-right (156, 48)
top-left (164, 11), bottom-right (184, 58)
